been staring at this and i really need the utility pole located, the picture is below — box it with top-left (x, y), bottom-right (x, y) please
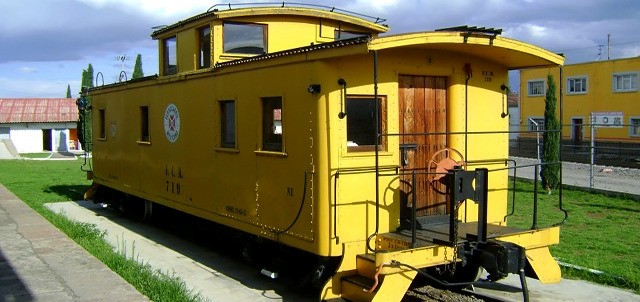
top-left (607, 34), bottom-right (611, 60)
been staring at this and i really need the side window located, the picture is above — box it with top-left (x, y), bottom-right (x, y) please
top-left (261, 97), bottom-right (282, 152)
top-left (220, 100), bottom-right (236, 148)
top-left (567, 76), bottom-right (587, 94)
top-left (140, 106), bottom-right (150, 142)
top-left (98, 109), bottom-right (106, 140)
top-left (613, 72), bottom-right (638, 92)
top-left (334, 29), bottom-right (369, 40)
top-left (223, 22), bottom-right (266, 55)
top-left (198, 26), bottom-right (211, 69)
top-left (346, 95), bottom-right (386, 152)
top-left (527, 80), bottom-right (545, 96)
top-left (164, 36), bottom-right (177, 75)
top-left (630, 117), bottom-right (640, 137)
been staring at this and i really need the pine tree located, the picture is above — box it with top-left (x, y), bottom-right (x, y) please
top-left (132, 54), bottom-right (144, 79)
top-left (540, 74), bottom-right (560, 192)
top-left (66, 84), bottom-right (71, 98)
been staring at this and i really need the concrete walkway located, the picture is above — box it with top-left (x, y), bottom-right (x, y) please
top-left (43, 201), bottom-right (314, 302)
top-left (0, 184), bottom-right (148, 302)
top-left (509, 157), bottom-right (640, 198)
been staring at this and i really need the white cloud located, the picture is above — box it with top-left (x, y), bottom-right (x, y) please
top-left (77, 0), bottom-right (214, 18)
top-left (0, 77), bottom-right (77, 98)
top-left (19, 67), bottom-right (38, 73)
top-left (354, 0), bottom-right (400, 12)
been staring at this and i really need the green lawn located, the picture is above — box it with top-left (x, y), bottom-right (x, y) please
top-left (506, 179), bottom-right (640, 293)
top-left (0, 159), bottom-right (202, 302)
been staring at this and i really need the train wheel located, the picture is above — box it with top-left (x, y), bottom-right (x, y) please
top-left (142, 200), bottom-right (153, 222)
top-left (121, 196), bottom-right (154, 222)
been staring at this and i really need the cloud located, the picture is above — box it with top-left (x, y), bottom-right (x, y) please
top-left (19, 67), bottom-right (38, 73)
top-left (0, 77), bottom-right (77, 98)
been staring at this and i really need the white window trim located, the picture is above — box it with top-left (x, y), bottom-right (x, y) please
top-left (612, 72), bottom-right (639, 93)
top-left (527, 79), bottom-right (545, 97)
top-left (566, 75), bottom-right (588, 95)
top-left (629, 116), bottom-right (640, 137)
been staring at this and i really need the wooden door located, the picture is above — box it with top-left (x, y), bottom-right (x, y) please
top-left (398, 75), bottom-right (448, 217)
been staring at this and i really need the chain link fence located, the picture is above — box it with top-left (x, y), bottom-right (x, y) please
top-left (510, 123), bottom-right (640, 190)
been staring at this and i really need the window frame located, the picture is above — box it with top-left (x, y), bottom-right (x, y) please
top-left (527, 79), bottom-right (545, 97)
top-left (630, 117), bottom-right (640, 137)
top-left (219, 100), bottom-right (237, 149)
top-left (346, 95), bottom-right (387, 152)
top-left (222, 22), bottom-right (267, 55)
top-left (527, 116), bottom-right (545, 132)
top-left (567, 76), bottom-right (587, 95)
top-left (260, 96), bottom-right (283, 153)
top-left (198, 26), bottom-right (211, 69)
top-left (334, 29), bottom-right (369, 40)
top-left (139, 106), bottom-right (150, 143)
top-left (163, 36), bottom-right (177, 75)
top-left (612, 72), bottom-right (639, 92)
top-left (98, 109), bottom-right (106, 140)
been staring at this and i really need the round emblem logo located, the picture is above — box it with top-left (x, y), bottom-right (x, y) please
top-left (164, 103), bottom-right (180, 143)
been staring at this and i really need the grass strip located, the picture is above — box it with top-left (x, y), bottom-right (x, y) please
top-left (507, 178), bottom-right (640, 293)
top-left (0, 159), bottom-right (203, 302)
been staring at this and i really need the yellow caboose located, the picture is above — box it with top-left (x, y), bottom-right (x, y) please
top-left (81, 4), bottom-right (564, 301)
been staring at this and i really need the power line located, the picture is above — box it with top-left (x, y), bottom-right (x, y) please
top-left (554, 39), bottom-right (640, 53)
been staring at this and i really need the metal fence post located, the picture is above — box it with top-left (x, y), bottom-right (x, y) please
top-left (528, 118), bottom-right (541, 163)
top-left (590, 122), bottom-right (595, 189)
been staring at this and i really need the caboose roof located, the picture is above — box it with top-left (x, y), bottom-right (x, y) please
top-left (369, 31), bottom-right (564, 69)
top-left (151, 5), bottom-right (389, 38)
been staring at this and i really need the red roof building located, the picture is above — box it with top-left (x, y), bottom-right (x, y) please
top-left (0, 98), bottom-right (78, 123)
top-left (0, 98), bottom-right (81, 153)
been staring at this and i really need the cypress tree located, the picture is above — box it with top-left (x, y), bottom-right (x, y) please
top-left (540, 74), bottom-right (560, 192)
top-left (132, 54), bottom-right (144, 79)
top-left (66, 84), bottom-right (71, 98)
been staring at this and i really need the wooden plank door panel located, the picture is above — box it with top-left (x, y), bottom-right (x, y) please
top-left (399, 75), bottom-right (448, 218)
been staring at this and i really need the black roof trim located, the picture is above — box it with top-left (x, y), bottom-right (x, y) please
top-left (152, 11), bottom-right (215, 37)
top-left (214, 36), bottom-right (369, 69)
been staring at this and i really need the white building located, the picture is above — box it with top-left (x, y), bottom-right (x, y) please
top-left (0, 98), bottom-right (79, 153)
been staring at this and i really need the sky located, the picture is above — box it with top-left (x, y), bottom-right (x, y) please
top-left (1, 0), bottom-right (639, 98)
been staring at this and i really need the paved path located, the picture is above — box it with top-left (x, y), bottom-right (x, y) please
top-left (0, 184), bottom-right (148, 302)
top-left (44, 201), bottom-right (313, 302)
top-left (509, 157), bottom-right (640, 198)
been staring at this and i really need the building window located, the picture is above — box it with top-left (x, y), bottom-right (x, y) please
top-left (98, 109), bottom-right (106, 139)
top-left (220, 100), bottom-right (236, 148)
top-left (223, 22), bottom-right (266, 55)
top-left (613, 72), bottom-right (638, 92)
top-left (630, 117), bottom-right (640, 137)
top-left (140, 106), bottom-right (150, 142)
top-left (346, 95), bottom-right (386, 152)
top-left (527, 80), bottom-right (545, 96)
top-left (198, 26), bottom-right (211, 69)
top-left (567, 76), bottom-right (587, 94)
top-left (527, 117), bottom-right (545, 132)
top-left (261, 97), bottom-right (282, 152)
top-left (164, 36), bottom-right (177, 75)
